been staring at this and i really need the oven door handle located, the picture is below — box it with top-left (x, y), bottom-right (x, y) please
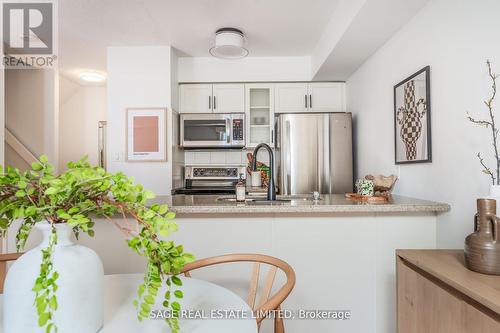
top-left (226, 118), bottom-right (231, 144)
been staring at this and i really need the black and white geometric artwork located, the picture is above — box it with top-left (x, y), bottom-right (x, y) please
top-left (394, 66), bottom-right (431, 164)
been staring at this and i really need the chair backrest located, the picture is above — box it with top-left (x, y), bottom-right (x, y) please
top-left (0, 253), bottom-right (23, 293)
top-left (181, 253), bottom-right (296, 329)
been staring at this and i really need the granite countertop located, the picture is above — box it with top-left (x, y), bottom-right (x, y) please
top-left (152, 194), bottom-right (450, 215)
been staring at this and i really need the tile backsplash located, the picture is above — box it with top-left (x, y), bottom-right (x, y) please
top-left (184, 149), bottom-right (270, 166)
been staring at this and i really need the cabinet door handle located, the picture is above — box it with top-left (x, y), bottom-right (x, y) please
top-left (214, 96), bottom-right (217, 110)
top-left (271, 129), bottom-right (274, 144)
top-left (209, 96), bottom-right (212, 110)
top-left (309, 94), bottom-right (312, 109)
top-left (305, 95), bottom-right (308, 109)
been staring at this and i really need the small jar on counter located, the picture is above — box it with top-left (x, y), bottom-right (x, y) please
top-left (236, 173), bottom-right (246, 202)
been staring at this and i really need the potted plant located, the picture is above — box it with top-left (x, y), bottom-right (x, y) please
top-left (468, 60), bottom-right (500, 200)
top-left (0, 155), bottom-right (193, 333)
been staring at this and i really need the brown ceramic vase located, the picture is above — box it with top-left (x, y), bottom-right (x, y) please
top-left (465, 198), bottom-right (500, 275)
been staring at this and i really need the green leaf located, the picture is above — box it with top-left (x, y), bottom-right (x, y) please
top-left (46, 323), bottom-right (56, 333)
top-left (32, 162), bottom-right (43, 171)
top-left (143, 190), bottom-right (156, 200)
top-left (171, 276), bottom-right (182, 286)
top-left (38, 312), bottom-right (50, 327)
top-left (56, 210), bottom-right (71, 219)
top-left (158, 205), bottom-right (169, 215)
top-left (15, 190), bottom-right (26, 197)
top-left (174, 290), bottom-right (183, 299)
top-left (0, 218), bottom-right (9, 229)
top-left (39, 155), bottom-right (49, 164)
top-left (182, 253), bottom-right (195, 263)
top-left (171, 301), bottom-right (181, 311)
top-left (144, 295), bottom-right (155, 305)
top-left (18, 180), bottom-right (27, 189)
top-left (44, 188), bottom-right (58, 195)
top-left (49, 295), bottom-right (58, 310)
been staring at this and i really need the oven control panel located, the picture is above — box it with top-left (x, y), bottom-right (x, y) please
top-left (232, 118), bottom-right (244, 141)
top-left (185, 166), bottom-right (246, 180)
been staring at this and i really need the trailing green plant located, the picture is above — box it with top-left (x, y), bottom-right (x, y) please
top-left (0, 155), bottom-right (194, 333)
top-left (467, 60), bottom-right (500, 185)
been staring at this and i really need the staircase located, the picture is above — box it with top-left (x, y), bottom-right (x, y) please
top-left (4, 128), bottom-right (39, 171)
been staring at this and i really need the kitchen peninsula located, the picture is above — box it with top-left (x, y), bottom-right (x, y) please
top-left (146, 194), bottom-right (448, 333)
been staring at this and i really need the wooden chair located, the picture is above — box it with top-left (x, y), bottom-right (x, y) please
top-left (0, 253), bottom-right (23, 293)
top-left (181, 254), bottom-right (296, 333)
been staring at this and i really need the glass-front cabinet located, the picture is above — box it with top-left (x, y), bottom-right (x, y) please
top-left (245, 84), bottom-right (275, 148)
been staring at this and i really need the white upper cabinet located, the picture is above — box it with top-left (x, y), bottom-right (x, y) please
top-left (179, 84), bottom-right (212, 113)
top-left (180, 83), bottom-right (244, 113)
top-left (181, 82), bottom-right (345, 114)
top-left (212, 84), bottom-right (245, 114)
top-left (308, 82), bottom-right (345, 112)
top-left (245, 84), bottom-right (275, 148)
top-left (274, 83), bottom-right (309, 113)
top-left (274, 82), bottom-right (346, 113)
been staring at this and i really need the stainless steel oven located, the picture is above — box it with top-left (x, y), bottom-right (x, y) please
top-left (180, 113), bottom-right (245, 148)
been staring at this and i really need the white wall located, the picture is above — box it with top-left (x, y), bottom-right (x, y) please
top-left (5, 69), bottom-right (59, 170)
top-left (107, 46), bottom-right (174, 195)
top-left (346, 0), bottom-right (500, 248)
top-left (59, 76), bottom-right (107, 170)
top-left (0, 67), bottom-right (4, 167)
top-left (178, 56), bottom-right (311, 82)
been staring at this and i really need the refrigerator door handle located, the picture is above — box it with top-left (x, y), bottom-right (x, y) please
top-left (283, 119), bottom-right (292, 194)
top-left (304, 95), bottom-right (308, 109)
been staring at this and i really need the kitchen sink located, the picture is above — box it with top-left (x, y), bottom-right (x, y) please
top-left (216, 194), bottom-right (321, 204)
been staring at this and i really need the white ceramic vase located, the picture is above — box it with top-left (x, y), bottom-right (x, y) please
top-left (488, 184), bottom-right (500, 206)
top-left (3, 222), bottom-right (104, 333)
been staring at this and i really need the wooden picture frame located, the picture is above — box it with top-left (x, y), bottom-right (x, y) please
top-left (126, 108), bottom-right (167, 162)
top-left (394, 66), bottom-right (431, 164)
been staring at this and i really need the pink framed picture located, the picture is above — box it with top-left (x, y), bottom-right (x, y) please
top-left (126, 108), bottom-right (167, 162)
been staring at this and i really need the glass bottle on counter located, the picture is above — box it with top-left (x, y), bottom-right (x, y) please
top-left (236, 173), bottom-right (246, 202)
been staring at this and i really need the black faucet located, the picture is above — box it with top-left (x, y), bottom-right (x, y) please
top-left (252, 143), bottom-right (276, 201)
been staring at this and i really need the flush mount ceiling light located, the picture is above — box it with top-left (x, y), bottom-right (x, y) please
top-left (79, 71), bottom-right (106, 83)
top-left (209, 28), bottom-right (248, 59)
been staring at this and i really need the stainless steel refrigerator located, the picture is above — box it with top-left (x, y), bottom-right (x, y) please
top-left (277, 113), bottom-right (353, 195)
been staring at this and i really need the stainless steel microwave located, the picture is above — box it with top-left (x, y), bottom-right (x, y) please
top-left (180, 113), bottom-right (245, 148)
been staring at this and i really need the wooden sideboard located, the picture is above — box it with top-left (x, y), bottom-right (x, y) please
top-left (396, 250), bottom-right (500, 333)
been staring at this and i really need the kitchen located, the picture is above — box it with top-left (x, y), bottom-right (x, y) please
top-left (1, 1), bottom-right (500, 333)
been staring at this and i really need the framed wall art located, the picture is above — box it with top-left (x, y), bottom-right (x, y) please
top-left (126, 108), bottom-right (167, 162)
top-left (394, 66), bottom-right (431, 164)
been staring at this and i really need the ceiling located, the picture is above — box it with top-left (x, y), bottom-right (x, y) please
top-left (59, 0), bottom-right (339, 82)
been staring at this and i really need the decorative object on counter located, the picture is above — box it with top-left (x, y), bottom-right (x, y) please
top-left (246, 152), bottom-right (269, 187)
top-left (236, 173), bottom-right (246, 202)
top-left (355, 179), bottom-right (374, 196)
top-left (346, 175), bottom-right (397, 203)
top-left (365, 174), bottom-right (398, 197)
top-left (251, 171), bottom-right (262, 187)
top-left (126, 108), bottom-right (167, 161)
top-left (0, 155), bottom-right (193, 333)
top-left (464, 198), bottom-right (500, 275)
top-left (467, 60), bottom-right (500, 202)
top-left (394, 66), bottom-right (431, 164)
